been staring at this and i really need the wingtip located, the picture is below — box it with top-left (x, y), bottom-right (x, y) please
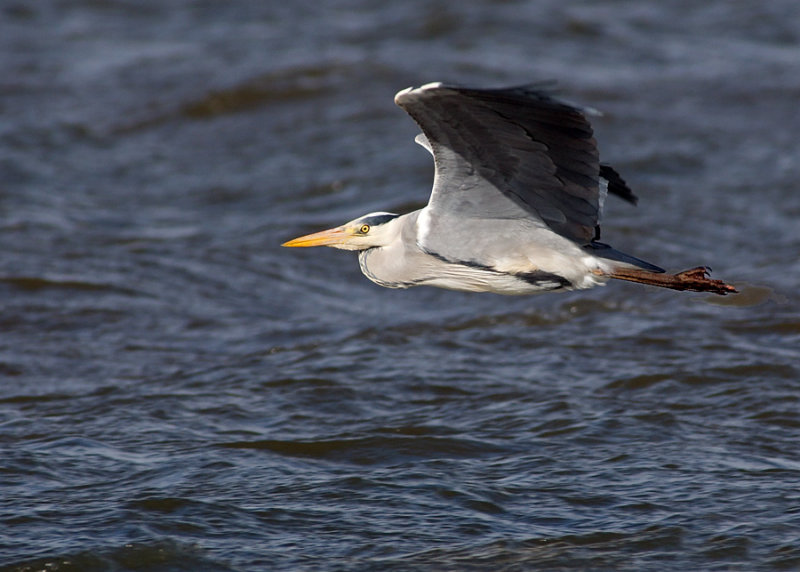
top-left (419, 81), bottom-right (444, 90)
top-left (394, 82), bottom-right (446, 105)
top-left (394, 86), bottom-right (414, 104)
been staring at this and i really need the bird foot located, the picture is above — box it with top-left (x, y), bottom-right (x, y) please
top-left (672, 266), bottom-right (738, 295)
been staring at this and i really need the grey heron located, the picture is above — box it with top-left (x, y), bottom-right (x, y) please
top-left (283, 83), bottom-right (736, 296)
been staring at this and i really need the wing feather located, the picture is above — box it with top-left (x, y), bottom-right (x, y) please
top-left (395, 83), bottom-right (602, 245)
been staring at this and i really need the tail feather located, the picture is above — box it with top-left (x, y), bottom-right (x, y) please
top-left (586, 242), bottom-right (665, 273)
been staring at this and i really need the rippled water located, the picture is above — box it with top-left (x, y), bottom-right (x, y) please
top-left (2, 1), bottom-right (799, 570)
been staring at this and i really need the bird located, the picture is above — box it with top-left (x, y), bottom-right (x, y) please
top-left (283, 82), bottom-right (736, 296)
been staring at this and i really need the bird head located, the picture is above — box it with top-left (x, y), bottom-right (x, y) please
top-left (282, 212), bottom-right (401, 251)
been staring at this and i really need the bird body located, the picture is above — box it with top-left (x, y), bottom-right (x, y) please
top-left (355, 210), bottom-right (609, 294)
top-left (284, 83), bottom-right (736, 296)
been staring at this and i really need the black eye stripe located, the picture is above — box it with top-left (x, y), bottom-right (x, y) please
top-left (363, 214), bottom-right (398, 226)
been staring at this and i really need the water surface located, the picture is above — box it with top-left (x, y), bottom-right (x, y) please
top-left (1, 1), bottom-right (799, 570)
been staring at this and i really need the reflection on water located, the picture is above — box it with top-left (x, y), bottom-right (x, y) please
top-left (1, 1), bottom-right (799, 570)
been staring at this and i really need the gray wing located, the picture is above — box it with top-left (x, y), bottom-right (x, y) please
top-left (395, 83), bottom-right (602, 245)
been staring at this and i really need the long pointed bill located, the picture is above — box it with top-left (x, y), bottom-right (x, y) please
top-left (281, 226), bottom-right (350, 247)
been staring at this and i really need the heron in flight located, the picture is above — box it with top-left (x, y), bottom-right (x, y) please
top-left (283, 83), bottom-right (736, 296)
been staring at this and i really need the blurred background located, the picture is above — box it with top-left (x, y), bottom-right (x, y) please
top-left (1, 1), bottom-right (799, 570)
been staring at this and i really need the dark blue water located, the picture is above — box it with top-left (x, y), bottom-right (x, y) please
top-left (2, 1), bottom-right (799, 570)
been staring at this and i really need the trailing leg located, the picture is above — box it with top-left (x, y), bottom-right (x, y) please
top-left (607, 266), bottom-right (737, 295)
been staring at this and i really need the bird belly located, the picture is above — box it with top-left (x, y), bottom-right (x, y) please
top-left (358, 242), bottom-right (611, 295)
top-left (416, 263), bottom-right (573, 295)
top-left (492, 248), bottom-right (613, 292)
top-left (422, 271), bottom-right (563, 295)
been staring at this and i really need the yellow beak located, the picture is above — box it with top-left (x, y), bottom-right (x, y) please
top-left (281, 226), bottom-right (350, 247)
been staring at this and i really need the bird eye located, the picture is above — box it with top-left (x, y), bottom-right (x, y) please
top-left (360, 224), bottom-right (370, 234)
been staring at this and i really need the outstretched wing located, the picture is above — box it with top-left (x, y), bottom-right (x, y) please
top-left (395, 83), bottom-right (603, 245)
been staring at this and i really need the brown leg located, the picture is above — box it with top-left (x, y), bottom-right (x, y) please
top-left (606, 266), bottom-right (738, 295)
